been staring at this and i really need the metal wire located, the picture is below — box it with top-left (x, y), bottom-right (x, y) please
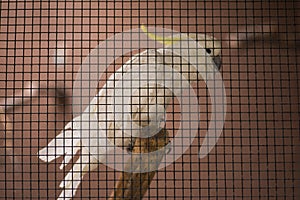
top-left (0, 1), bottom-right (299, 199)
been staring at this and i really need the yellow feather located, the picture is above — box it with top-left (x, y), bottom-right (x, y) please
top-left (141, 25), bottom-right (182, 46)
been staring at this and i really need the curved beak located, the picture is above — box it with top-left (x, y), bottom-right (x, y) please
top-left (213, 55), bottom-right (222, 70)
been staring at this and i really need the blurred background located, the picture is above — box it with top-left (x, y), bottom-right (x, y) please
top-left (0, 1), bottom-right (299, 199)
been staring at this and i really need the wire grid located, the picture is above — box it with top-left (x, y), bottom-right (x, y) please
top-left (0, 1), bottom-right (299, 199)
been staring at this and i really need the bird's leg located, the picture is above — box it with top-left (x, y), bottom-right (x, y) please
top-left (126, 138), bottom-right (135, 153)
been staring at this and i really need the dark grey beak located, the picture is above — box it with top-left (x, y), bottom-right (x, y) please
top-left (213, 55), bottom-right (222, 70)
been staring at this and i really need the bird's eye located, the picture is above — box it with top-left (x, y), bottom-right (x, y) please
top-left (205, 48), bottom-right (212, 54)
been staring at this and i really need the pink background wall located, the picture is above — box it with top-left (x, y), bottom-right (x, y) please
top-left (0, 1), bottom-right (299, 199)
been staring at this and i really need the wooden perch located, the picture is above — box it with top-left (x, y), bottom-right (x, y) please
top-left (109, 128), bottom-right (169, 200)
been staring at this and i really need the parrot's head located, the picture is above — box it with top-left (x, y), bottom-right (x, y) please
top-left (141, 25), bottom-right (222, 69)
top-left (188, 33), bottom-right (222, 70)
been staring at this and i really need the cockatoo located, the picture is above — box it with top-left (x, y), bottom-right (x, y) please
top-left (38, 26), bottom-right (222, 199)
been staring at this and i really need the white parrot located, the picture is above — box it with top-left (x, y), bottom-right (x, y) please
top-left (38, 26), bottom-right (222, 200)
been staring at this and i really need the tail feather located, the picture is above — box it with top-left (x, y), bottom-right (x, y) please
top-left (38, 129), bottom-right (81, 163)
top-left (58, 148), bottom-right (98, 199)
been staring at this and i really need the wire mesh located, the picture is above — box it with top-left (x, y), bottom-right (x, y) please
top-left (0, 1), bottom-right (299, 199)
